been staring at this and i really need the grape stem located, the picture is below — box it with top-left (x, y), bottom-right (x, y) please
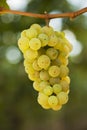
top-left (0, 7), bottom-right (87, 20)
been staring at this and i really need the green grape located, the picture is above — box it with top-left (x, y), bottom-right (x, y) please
top-left (21, 30), bottom-right (27, 37)
top-left (28, 71), bottom-right (40, 81)
top-left (60, 80), bottom-right (69, 92)
top-left (18, 37), bottom-right (29, 53)
top-left (49, 77), bottom-right (60, 85)
top-left (43, 85), bottom-right (53, 96)
top-left (33, 80), bottom-right (41, 91)
top-left (30, 24), bottom-right (41, 33)
top-left (52, 104), bottom-right (62, 111)
top-left (37, 92), bottom-right (50, 108)
top-left (41, 26), bottom-right (53, 36)
top-left (39, 81), bottom-right (49, 91)
top-left (26, 28), bottom-right (37, 39)
top-left (46, 48), bottom-right (58, 60)
top-left (38, 55), bottom-right (51, 69)
top-left (24, 48), bottom-right (38, 61)
top-left (48, 95), bottom-right (58, 107)
top-left (48, 34), bottom-right (58, 47)
top-left (62, 76), bottom-right (70, 84)
top-left (33, 59), bottom-right (41, 71)
top-left (38, 33), bottom-right (49, 47)
top-left (58, 54), bottom-right (68, 66)
top-left (48, 65), bottom-right (60, 77)
top-left (53, 84), bottom-right (62, 94)
top-left (59, 65), bottom-right (69, 77)
top-left (40, 70), bottom-right (50, 81)
top-left (29, 38), bottom-right (41, 50)
top-left (54, 38), bottom-right (64, 51)
top-left (57, 92), bottom-right (68, 105)
top-left (24, 63), bottom-right (35, 74)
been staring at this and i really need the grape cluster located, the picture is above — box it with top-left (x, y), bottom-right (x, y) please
top-left (18, 24), bottom-right (72, 111)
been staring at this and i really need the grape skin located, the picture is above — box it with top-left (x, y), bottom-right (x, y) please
top-left (48, 65), bottom-right (60, 77)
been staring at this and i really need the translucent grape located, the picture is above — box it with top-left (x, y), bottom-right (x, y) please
top-left (48, 34), bottom-right (58, 47)
top-left (33, 80), bottom-right (41, 91)
top-left (46, 48), bottom-right (58, 60)
top-left (59, 65), bottom-right (69, 77)
top-left (48, 95), bottom-right (58, 107)
top-left (33, 59), bottom-right (41, 71)
top-left (38, 55), bottom-right (51, 69)
top-left (28, 71), bottom-right (40, 81)
top-left (49, 77), bottom-right (60, 85)
top-left (52, 104), bottom-right (62, 111)
top-left (40, 70), bottom-right (50, 81)
top-left (38, 33), bottom-right (49, 47)
top-left (39, 81), bottom-right (49, 91)
top-left (26, 28), bottom-right (37, 39)
top-left (30, 24), bottom-right (41, 33)
top-left (53, 84), bottom-right (62, 94)
top-left (43, 85), bottom-right (53, 96)
top-left (57, 92), bottom-right (68, 105)
top-left (48, 65), bottom-right (60, 77)
top-left (18, 37), bottom-right (29, 53)
top-left (24, 48), bottom-right (38, 61)
top-left (41, 26), bottom-right (53, 36)
top-left (60, 80), bottom-right (69, 92)
top-left (62, 76), bottom-right (70, 84)
top-left (29, 38), bottom-right (41, 50)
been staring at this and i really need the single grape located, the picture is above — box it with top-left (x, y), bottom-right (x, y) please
top-left (29, 38), bottom-right (41, 50)
top-left (48, 34), bottom-right (58, 47)
top-left (41, 26), bottom-right (53, 36)
top-left (53, 84), bottom-right (62, 94)
top-left (24, 63), bottom-right (35, 74)
top-left (49, 77), bottom-right (60, 85)
top-left (40, 70), bottom-right (50, 81)
top-left (52, 104), bottom-right (62, 111)
top-left (48, 65), bottom-right (60, 77)
top-left (24, 48), bottom-right (38, 61)
top-left (39, 81), bottom-right (49, 91)
top-left (30, 24), bottom-right (41, 33)
top-left (21, 30), bottom-right (27, 37)
top-left (57, 92), bottom-right (68, 105)
top-left (38, 33), bottom-right (49, 47)
top-left (62, 76), bottom-right (70, 84)
top-left (18, 37), bottom-right (29, 53)
top-left (59, 65), bottom-right (69, 77)
top-left (60, 80), bottom-right (69, 92)
top-left (33, 59), bottom-right (41, 71)
top-left (33, 80), bottom-right (41, 91)
top-left (28, 71), bottom-right (40, 81)
top-left (38, 55), bottom-right (51, 69)
top-left (26, 28), bottom-right (37, 39)
top-left (48, 95), bottom-right (58, 107)
top-left (46, 48), bottom-right (58, 60)
top-left (43, 85), bottom-right (53, 96)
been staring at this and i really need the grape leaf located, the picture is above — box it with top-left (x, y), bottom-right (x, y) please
top-left (0, 0), bottom-right (9, 9)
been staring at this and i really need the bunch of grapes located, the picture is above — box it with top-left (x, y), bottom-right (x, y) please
top-left (18, 24), bottom-right (72, 111)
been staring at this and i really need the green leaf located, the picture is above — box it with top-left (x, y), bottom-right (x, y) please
top-left (0, 0), bottom-right (9, 9)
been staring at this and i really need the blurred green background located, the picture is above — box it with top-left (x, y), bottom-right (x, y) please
top-left (0, 0), bottom-right (87, 130)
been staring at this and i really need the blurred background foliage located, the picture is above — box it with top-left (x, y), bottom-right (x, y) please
top-left (0, 0), bottom-right (87, 130)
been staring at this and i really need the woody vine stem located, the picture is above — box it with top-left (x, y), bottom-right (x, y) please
top-left (0, 7), bottom-right (87, 25)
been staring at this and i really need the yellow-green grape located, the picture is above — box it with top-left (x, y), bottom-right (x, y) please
top-left (61, 45), bottom-right (70, 57)
top-left (43, 85), bottom-right (53, 96)
top-left (60, 80), bottom-right (69, 92)
top-left (48, 34), bottom-right (58, 47)
top-left (24, 48), bottom-right (38, 61)
top-left (38, 55), bottom-right (51, 69)
top-left (29, 38), bottom-right (41, 50)
top-left (18, 37), bottom-right (29, 53)
top-left (58, 54), bottom-right (68, 66)
top-left (53, 84), bottom-right (62, 94)
top-left (37, 92), bottom-right (50, 109)
top-left (21, 30), bottom-right (27, 37)
top-left (28, 71), bottom-right (40, 81)
top-left (41, 26), bottom-right (53, 36)
top-left (59, 65), bottom-right (69, 77)
top-left (38, 33), bottom-right (49, 47)
top-left (24, 63), bottom-right (35, 74)
top-left (64, 39), bottom-right (73, 52)
top-left (52, 104), bottom-right (62, 111)
top-left (39, 81), bottom-right (49, 91)
top-left (30, 24), bottom-right (41, 33)
top-left (26, 28), bottom-right (37, 39)
top-left (49, 77), bottom-right (60, 85)
top-left (54, 38), bottom-right (65, 51)
top-left (52, 59), bottom-right (61, 66)
top-left (57, 92), bottom-right (68, 105)
top-left (40, 70), bottom-right (50, 81)
top-left (48, 65), bottom-right (60, 77)
top-left (62, 76), bottom-right (70, 84)
top-left (33, 80), bottom-right (41, 91)
top-left (46, 48), bottom-right (58, 60)
top-left (48, 95), bottom-right (58, 107)
top-left (33, 59), bottom-right (41, 71)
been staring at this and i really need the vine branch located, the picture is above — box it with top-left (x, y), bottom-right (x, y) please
top-left (0, 7), bottom-right (87, 20)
